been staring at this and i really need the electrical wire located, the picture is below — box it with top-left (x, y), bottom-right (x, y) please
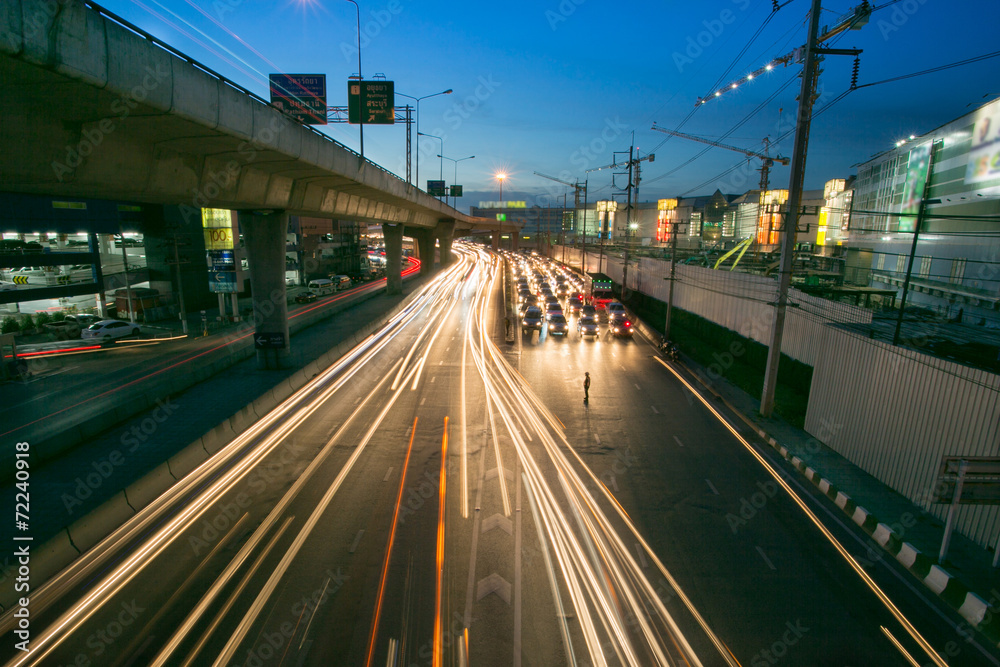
top-left (854, 50), bottom-right (1000, 90)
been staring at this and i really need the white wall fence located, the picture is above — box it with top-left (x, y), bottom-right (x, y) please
top-left (555, 245), bottom-right (1000, 550)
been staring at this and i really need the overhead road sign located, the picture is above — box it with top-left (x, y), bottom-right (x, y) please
top-left (348, 80), bottom-right (394, 124)
top-left (427, 180), bottom-right (446, 197)
top-left (269, 73), bottom-right (327, 125)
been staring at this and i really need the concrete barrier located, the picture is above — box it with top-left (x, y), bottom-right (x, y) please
top-left (251, 392), bottom-right (279, 422)
top-left (66, 492), bottom-right (135, 553)
top-left (167, 440), bottom-right (210, 480)
top-left (200, 421), bottom-right (236, 455)
top-left (124, 462), bottom-right (175, 513)
top-left (228, 405), bottom-right (258, 436)
top-left (0, 530), bottom-right (79, 614)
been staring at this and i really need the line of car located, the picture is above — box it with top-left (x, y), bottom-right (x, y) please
top-left (514, 257), bottom-right (634, 341)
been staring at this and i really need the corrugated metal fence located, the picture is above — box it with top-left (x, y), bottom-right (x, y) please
top-left (556, 246), bottom-right (1000, 549)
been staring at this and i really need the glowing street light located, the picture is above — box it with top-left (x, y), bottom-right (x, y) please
top-left (495, 172), bottom-right (507, 201)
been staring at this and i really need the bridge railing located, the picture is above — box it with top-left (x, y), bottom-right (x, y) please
top-left (82, 1), bottom-right (415, 192)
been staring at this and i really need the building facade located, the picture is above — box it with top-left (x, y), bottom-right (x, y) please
top-left (845, 96), bottom-right (1000, 321)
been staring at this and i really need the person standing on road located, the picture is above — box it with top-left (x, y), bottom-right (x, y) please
top-left (584, 372), bottom-right (590, 403)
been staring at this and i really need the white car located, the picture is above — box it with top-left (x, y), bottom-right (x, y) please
top-left (81, 319), bottom-right (141, 341)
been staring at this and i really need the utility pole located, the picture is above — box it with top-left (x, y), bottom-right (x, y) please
top-left (117, 222), bottom-right (135, 323)
top-left (893, 142), bottom-right (939, 346)
top-left (170, 236), bottom-right (190, 334)
top-left (665, 219), bottom-right (681, 340)
top-left (760, 0), bottom-right (823, 418)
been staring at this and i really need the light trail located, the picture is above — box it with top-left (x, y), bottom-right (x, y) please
top-left (366, 417), bottom-right (419, 667)
top-left (3, 264), bottom-right (456, 664)
top-left (453, 247), bottom-right (710, 666)
top-left (433, 416), bottom-right (450, 667)
top-left (208, 360), bottom-right (425, 666)
top-left (652, 355), bottom-right (947, 667)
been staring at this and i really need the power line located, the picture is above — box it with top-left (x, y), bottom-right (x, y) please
top-left (854, 50), bottom-right (1000, 90)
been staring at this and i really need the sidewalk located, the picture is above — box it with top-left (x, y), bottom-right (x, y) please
top-left (653, 322), bottom-right (1000, 644)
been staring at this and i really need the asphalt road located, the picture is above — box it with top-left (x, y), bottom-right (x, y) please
top-left (2, 247), bottom-right (997, 666)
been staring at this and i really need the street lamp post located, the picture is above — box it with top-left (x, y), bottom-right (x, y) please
top-left (438, 154), bottom-right (474, 207)
top-left (418, 132), bottom-right (443, 194)
top-left (344, 0), bottom-right (363, 160)
top-left (397, 89), bottom-right (452, 187)
top-left (495, 172), bottom-right (507, 202)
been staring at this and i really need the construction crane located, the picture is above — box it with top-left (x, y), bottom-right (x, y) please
top-left (650, 124), bottom-right (789, 194)
top-left (533, 171), bottom-right (587, 210)
top-left (585, 149), bottom-right (655, 233)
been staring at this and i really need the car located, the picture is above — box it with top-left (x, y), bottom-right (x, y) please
top-left (577, 315), bottom-right (599, 337)
top-left (547, 314), bottom-right (569, 336)
top-left (606, 301), bottom-right (627, 319)
top-left (609, 314), bottom-right (634, 338)
top-left (568, 296), bottom-right (583, 314)
top-left (66, 313), bottom-right (102, 328)
top-left (545, 303), bottom-right (563, 321)
top-left (294, 291), bottom-right (317, 303)
top-left (519, 296), bottom-right (539, 315)
top-left (43, 320), bottom-right (81, 340)
top-left (581, 304), bottom-right (597, 319)
top-left (521, 307), bottom-right (543, 335)
top-left (81, 319), bottom-right (141, 341)
top-left (544, 294), bottom-right (561, 307)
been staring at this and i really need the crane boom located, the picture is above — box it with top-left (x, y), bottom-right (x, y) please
top-left (650, 125), bottom-right (789, 164)
top-left (533, 171), bottom-right (578, 189)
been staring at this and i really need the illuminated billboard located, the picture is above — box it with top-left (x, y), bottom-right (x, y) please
top-left (202, 208), bottom-right (234, 250)
top-left (899, 143), bottom-right (931, 233)
top-left (966, 103), bottom-right (1000, 185)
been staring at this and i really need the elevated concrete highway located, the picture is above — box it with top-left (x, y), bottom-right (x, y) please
top-left (0, 0), bottom-right (520, 363)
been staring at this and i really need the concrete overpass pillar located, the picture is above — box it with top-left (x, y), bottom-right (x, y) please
top-left (512, 231), bottom-right (520, 251)
top-left (415, 229), bottom-right (436, 277)
top-left (491, 231), bottom-right (500, 251)
top-left (383, 223), bottom-right (403, 295)
top-left (241, 211), bottom-right (290, 368)
top-left (435, 221), bottom-right (456, 267)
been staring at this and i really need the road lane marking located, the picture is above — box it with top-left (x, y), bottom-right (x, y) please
top-left (634, 383), bottom-right (641, 390)
top-left (650, 405), bottom-right (659, 414)
top-left (593, 433), bottom-right (601, 444)
top-left (513, 464), bottom-right (522, 667)
top-left (383, 467), bottom-right (393, 482)
top-left (705, 479), bottom-right (720, 495)
top-left (350, 529), bottom-right (365, 553)
top-left (756, 546), bottom-right (776, 571)
top-left (476, 573), bottom-right (512, 603)
top-left (421, 397), bottom-right (426, 405)
top-left (634, 543), bottom-right (648, 568)
top-left (299, 575), bottom-right (331, 651)
top-left (673, 436), bottom-right (684, 447)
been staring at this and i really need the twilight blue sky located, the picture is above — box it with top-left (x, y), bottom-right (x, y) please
top-left (98, 0), bottom-right (999, 211)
